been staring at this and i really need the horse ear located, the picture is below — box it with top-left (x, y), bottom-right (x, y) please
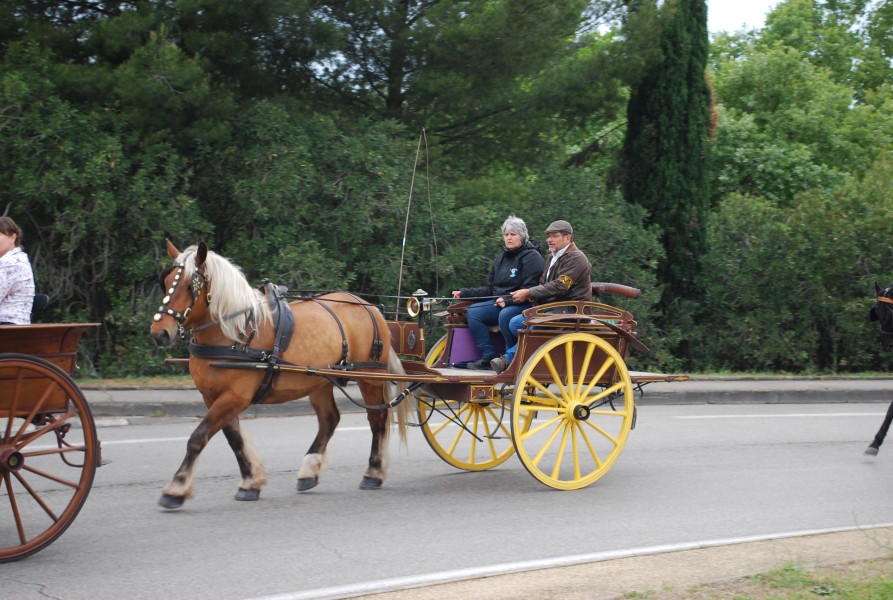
top-left (197, 241), bottom-right (209, 266)
top-left (877, 282), bottom-right (882, 295)
top-left (166, 238), bottom-right (180, 260)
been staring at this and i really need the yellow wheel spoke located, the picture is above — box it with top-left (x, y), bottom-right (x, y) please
top-left (591, 409), bottom-right (629, 417)
top-left (523, 414), bottom-right (564, 439)
top-left (579, 357), bottom-right (616, 399)
top-left (550, 423), bottom-right (571, 479)
top-left (471, 406), bottom-right (496, 462)
top-left (582, 418), bottom-right (620, 446)
top-left (518, 392), bottom-right (560, 409)
top-left (571, 425), bottom-right (582, 480)
top-left (584, 381), bottom-right (625, 405)
top-left (483, 405), bottom-right (512, 439)
top-left (524, 374), bottom-right (563, 406)
top-left (575, 421), bottom-right (603, 469)
top-left (429, 403), bottom-right (465, 436)
top-left (575, 342), bottom-right (597, 396)
top-left (531, 419), bottom-right (565, 467)
top-left (542, 353), bottom-right (570, 405)
top-left (446, 407), bottom-right (475, 455)
top-left (564, 341), bottom-right (574, 391)
top-left (518, 403), bottom-right (562, 413)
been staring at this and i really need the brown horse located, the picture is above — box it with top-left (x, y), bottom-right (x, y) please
top-left (150, 240), bottom-right (410, 509)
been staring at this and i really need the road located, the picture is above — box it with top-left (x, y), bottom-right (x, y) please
top-left (3, 401), bottom-right (892, 600)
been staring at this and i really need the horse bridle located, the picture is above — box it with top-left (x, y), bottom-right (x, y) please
top-left (153, 260), bottom-right (211, 334)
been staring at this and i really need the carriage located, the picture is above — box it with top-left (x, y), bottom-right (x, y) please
top-left (390, 284), bottom-right (687, 489)
top-left (150, 240), bottom-right (687, 507)
top-left (0, 321), bottom-right (102, 562)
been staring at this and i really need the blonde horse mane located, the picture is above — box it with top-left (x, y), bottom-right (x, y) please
top-left (177, 245), bottom-right (272, 342)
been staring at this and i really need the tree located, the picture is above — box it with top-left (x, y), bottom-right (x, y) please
top-left (618, 0), bottom-right (711, 311)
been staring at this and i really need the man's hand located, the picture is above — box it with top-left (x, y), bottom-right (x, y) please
top-left (451, 290), bottom-right (461, 298)
top-left (511, 288), bottom-right (531, 303)
top-left (495, 297), bottom-right (506, 308)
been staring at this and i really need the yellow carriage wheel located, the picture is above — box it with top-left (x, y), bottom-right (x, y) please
top-left (511, 332), bottom-right (634, 490)
top-left (417, 335), bottom-right (532, 471)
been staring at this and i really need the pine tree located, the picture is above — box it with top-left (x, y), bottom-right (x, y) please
top-left (620, 0), bottom-right (711, 306)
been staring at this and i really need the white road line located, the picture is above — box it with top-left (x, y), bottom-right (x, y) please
top-left (676, 413), bottom-right (885, 419)
top-left (102, 437), bottom-right (190, 445)
top-left (243, 523), bottom-right (893, 600)
top-left (100, 426), bottom-right (372, 446)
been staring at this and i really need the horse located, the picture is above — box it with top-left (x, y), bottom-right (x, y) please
top-left (149, 240), bottom-right (411, 509)
top-left (866, 282), bottom-right (893, 455)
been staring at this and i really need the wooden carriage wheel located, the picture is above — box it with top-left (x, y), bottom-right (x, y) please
top-left (417, 335), bottom-right (532, 471)
top-left (511, 333), bottom-right (634, 490)
top-left (0, 354), bottom-right (99, 562)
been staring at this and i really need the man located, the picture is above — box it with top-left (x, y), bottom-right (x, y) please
top-left (490, 219), bottom-right (592, 374)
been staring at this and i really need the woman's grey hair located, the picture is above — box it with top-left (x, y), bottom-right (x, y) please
top-left (501, 215), bottom-right (529, 243)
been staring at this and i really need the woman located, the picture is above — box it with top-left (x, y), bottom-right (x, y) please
top-left (452, 215), bottom-right (544, 369)
top-left (0, 216), bottom-right (36, 324)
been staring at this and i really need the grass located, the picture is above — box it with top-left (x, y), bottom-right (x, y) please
top-left (76, 373), bottom-right (194, 389)
top-left (621, 558), bottom-right (893, 599)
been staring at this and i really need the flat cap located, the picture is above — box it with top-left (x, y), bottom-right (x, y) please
top-left (545, 220), bottom-right (573, 235)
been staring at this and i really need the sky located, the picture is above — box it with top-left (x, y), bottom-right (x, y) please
top-left (707, 0), bottom-right (782, 34)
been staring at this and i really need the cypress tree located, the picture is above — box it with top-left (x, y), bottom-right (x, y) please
top-left (620, 0), bottom-right (711, 306)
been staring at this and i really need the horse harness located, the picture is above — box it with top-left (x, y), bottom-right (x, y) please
top-left (176, 277), bottom-right (386, 404)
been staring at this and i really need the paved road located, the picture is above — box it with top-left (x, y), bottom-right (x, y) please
top-left (82, 376), bottom-right (893, 420)
top-left (71, 376), bottom-right (893, 598)
top-left (6, 402), bottom-right (891, 600)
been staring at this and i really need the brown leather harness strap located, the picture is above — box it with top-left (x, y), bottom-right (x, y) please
top-left (190, 289), bottom-right (386, 404)
top-left (188, 281), bottom-right (295, 405)
top-left (311, 293), bottom-right (386, 371)
top-left (251, 281), bottom-right (295, 404)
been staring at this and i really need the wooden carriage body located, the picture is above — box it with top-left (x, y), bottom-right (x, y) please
top-left (0, 323), bottom-right (101, 563)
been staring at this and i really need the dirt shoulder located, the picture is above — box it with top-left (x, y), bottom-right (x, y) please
top-left (358, 527), bottom-right (893, 600)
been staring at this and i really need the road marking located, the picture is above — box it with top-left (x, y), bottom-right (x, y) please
top-left (102, 437), bottom-right (190, 445)
top-left (243, 523), bottom-right (893, 600)
top-left (677, 413), bottom-right (885, 419)
top-left (100, 426), bottom-right (372, 446)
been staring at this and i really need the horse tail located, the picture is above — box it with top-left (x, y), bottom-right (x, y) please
top-left (386, 349), bottom-right (411, 448)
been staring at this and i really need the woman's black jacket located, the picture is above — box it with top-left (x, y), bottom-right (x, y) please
top-left (458, 240), bottom-right (545, 306)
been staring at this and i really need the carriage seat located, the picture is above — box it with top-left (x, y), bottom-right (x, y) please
top-left (32, 293), bottom-right (49, 314)
top-left (522, 300), bottom-right (637, 335)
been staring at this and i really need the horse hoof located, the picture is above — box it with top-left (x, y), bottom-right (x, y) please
top-left (159, 494), bottom-right (185, 510)
top-left (297, 477), bottom-right (318, 492)
top-left (865, 447), bottom-right (879, 456)
top-left (359, 477), bottom-right (382, 490)
top-left (234, 488), bottom-right (261, 501)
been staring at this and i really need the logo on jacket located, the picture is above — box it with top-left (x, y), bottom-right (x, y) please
top-left (510, 268), bottom-right (518, 278)
top-left (558, 275), bottom-right (573, 289)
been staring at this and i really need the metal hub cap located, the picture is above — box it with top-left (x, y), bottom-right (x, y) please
top-left (570, 403), bottom-right (591, 421)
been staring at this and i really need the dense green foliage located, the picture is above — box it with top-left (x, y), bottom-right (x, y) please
top-left (620, 0), bottom-right (711, 302)
top-left (1, 0), bottom-right (892, 375)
